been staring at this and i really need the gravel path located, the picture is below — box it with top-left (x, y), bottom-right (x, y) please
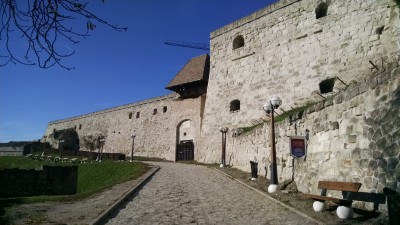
top-left (104, 162), bottom-right (317, 225)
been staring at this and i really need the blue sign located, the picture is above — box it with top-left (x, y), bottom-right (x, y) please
top-left (289, 136), bottom-right (306, 158)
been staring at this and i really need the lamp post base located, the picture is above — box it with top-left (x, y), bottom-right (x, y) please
top-left (268, 184), bottom-right (279, 193)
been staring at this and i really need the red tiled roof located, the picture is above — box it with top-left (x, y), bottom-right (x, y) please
top-left (166, 54), bottom-right (209, 89)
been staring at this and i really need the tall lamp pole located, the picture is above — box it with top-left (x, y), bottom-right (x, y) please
top-left (98, 138), bottom-right (105, 162)
top-left (219, 127), bottom-right (228, 168)
top-left (42, 135), bottom-right (47, 157)
top-left (59, 139), bottom-right (64, 158)
top-left (263, 95), bottom-right (282, 193)
top-left (130, 132), bottom-right (136, 162)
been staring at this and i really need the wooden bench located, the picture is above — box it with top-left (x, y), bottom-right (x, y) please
top-left (303, 181), bottom-right (362, 207)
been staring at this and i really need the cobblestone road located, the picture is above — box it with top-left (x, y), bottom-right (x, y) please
top-left (104, 162), bottom-right (317, 225)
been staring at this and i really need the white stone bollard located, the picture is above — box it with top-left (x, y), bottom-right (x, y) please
top-left (312, 201), bottom-right (326, 212)
top-left (268, 184), bottom-right (279, 193)
top-left (336, 206), bottom-right (353, 219)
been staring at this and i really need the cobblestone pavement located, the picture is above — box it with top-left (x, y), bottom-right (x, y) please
top-left (104, 162), bottom-right (318, 225)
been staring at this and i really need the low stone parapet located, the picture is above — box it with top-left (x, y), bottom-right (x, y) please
top-left (0, 166), bottom-right (78, 197)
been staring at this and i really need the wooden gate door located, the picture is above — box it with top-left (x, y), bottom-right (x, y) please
top-left (176, 141), bottom-right (194, 161)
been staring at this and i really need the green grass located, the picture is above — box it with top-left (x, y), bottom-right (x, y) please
top-left (239, 102), bottom-right (318, 135)
top-left (0, 156), bottom-right (149, 203)
top-left (242, 123), bottom-right (264, 134)
top-left (274, 103), bottom-right (314, 122)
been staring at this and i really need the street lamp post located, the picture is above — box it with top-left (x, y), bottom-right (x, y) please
top-left (59, 139), bottom-right (65, 158)
top-left (42, 135), bottom-right (47, 157)
top-left (97, 138), bottom-right (105, 162)
top-left (219, 127), bottom-right (228, 168)
top-left (130, 132), bottom-right (136, 162)
top-left (263, 95), bottom-right (282, 193)
top-left (99, 138), bottom-right (105, 162)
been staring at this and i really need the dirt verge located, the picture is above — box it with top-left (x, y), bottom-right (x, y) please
top-left (216, 166), bottom-right (388, 225)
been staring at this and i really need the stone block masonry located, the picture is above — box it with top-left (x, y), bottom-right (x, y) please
top-left (44, 93), bottom-right (204, 161)
top-left (223, 62), bottom-right (400, 211)
top-left (199, 0), bottom-right (400, 163)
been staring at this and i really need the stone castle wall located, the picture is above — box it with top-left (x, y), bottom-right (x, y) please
top-left (223, 62), bottom-right (400, 210)
top-left (44, 94), bottom-right (205, 161)
top-left (198, 0), bottom-right (400, 163)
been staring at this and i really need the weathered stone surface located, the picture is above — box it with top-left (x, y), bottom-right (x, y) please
top-left (383, 143), bottom-right (399, 158)
top-left (377, 159), bottom-right (387, 172)
top-left (369, 142), bottom-right (378, 151)
top-left (386, 169), bottom-right (397, 182)
top-left (364, 177), bottom-right (373, 189)
top-left (377, 71), bottom-right (390, 85)
top-left (387, 157), bottom-right (399, 170)
top-left (368, 160), bottom-right (378, 171)
top-left (348, 135), bottom-right (357, 143)
top-left (351, 148), bottom-right (360, 159)
top-left (376, 137), bottom-right (387, 150)
top-left (334, 93), bottom-right (344, 104)
top-left (373, 150), bottom-right (383, 160)
top-left (368, 76), bottom-right (378, 89)
top-left (360, 159), bottom-right (369, 169)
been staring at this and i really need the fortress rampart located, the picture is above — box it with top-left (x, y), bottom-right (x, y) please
top-left (44, 93), bottom-right (205, 161)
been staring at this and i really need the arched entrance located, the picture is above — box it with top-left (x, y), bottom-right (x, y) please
top-left (176, 120), bottom-right (194, 161)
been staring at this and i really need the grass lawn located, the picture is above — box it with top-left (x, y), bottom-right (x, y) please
top-left (0, 156), bottom-right (149, 203)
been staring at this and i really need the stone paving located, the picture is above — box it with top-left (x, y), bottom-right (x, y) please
top-left (104, 162), bottom-right (318, 225)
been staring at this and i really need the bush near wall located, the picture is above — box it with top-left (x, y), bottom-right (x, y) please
top-left (42, 149), bottom-right (125, 161)
top-left (77, 151), bottom-right (125, 161)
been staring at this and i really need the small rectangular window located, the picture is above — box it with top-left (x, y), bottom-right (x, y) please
top-left (129, 112), bottom-right (133, 119)
top-left (79, 124), bottom-right (82, 130)
top-left (163, 106), bottom-right (167, 113)
top-left (153, 108), bottom-right (157, 115)
top-left (136, 112), bottom-right (140, 118)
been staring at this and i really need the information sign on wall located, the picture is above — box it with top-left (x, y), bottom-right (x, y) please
top-left (289, 136), bottom-right (306, 158)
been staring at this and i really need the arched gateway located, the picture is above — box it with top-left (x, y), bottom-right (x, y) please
top-left (165, 54), bottom-right (209, 161)
top-left (176, 120), bottom-right (194, 161)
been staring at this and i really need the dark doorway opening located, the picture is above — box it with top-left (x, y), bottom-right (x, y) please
top-left (176, 141), bottom-right (194, 161)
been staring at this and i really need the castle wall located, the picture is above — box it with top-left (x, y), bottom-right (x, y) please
top-left (224, 63), bottom-right (400, 210)
top-left (44, 94), bottom-right (204, 161)
top-left (199, 0), bottom-right (400, 163)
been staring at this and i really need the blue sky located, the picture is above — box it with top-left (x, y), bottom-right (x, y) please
top-left (0, 0), bottom-right (278, 142)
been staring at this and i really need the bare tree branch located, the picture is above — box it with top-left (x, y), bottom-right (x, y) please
top-left (0, 0), bottom-right (127, 70)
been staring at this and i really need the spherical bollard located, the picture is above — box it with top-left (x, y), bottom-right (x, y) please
top-left (336, 206), bottom-right (353, 219)
top-left (268, 184), bottom-right (279, 193)
top-left (312, 201), bottom-right (326, 212)
top-left (220, 164), bottom-right (224, 168)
